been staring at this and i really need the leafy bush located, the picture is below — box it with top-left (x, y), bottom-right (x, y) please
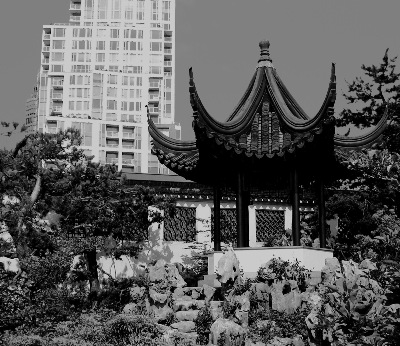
top-left (104, 314), bottom-right (161, 345)
top-left (248, 308), bottom-right (310, 344)
top-left (3, 334), bottom-right (45, 346)
top-left (195, 305), bottom-right (213, 345)
top-left (307, 259), bottom-right (400, 345)
top-left (256, 257), bottom-right (310, 290)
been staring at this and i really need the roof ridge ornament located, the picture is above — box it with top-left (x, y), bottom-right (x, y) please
top-left (258, 40), bottom-right (273, 68)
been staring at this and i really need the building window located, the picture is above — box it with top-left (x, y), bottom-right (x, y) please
top-left (111, 0), bottom-right (121, 19)
top-left (72, 40), bottom-right (92, 50)
top-left (96, 41), bottom-right (106, 50)
top-left (151, 0), bottom-right (159, 21)
top-left (150, 30), bottom-right (162, 40)
top-left (150, 42), bottom-right (162, 51)
top-left (137, 0), bottom-right (145, 21)
top-left (51, 65), bottom-right (64, 73)
top-left (98, 0), bottom-right (108, 19)
top-left (54, 28), bottom-right (65, 37)
top-left (96, 53), bottom-right (105, 62)
top-left (52, 40), bottom-right (65, 49)
top-left (97, 29), bottom-right (107, 38)
top-left (108, 75), bottom-right (118, 84)
top-left (110, 29), bottom-right (119, 38)
top-left (51, 52), bottom-right (64, 62)
top-left (162, 1), bottom-right (171, 21)
top-left (149, 66), bottom-right (161, 74)
top-left (110, 41), bottom-right (119, 50)
top-left (107, 100), bottom-right (117, 110)
top-left (107, 87), bottom-right (118, 97)
top-left (124, 29), bottom-right (136, 39)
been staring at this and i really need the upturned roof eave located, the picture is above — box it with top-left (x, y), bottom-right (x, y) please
top-left (333, 106), bottom-right (389, 148)
top-left (190, 67), bottom-right (266, 136)
top-left (266, 63), bottom-right (337, 133)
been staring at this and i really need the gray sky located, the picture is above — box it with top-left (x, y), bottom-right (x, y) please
top-left (1, 0), bottom-right (399, 148)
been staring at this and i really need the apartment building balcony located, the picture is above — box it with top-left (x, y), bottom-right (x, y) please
top-left (122, 158), bottom-right (135, 166)
top-left (71, 0), bottom-right (81, 3)
top-left (106, 131), bottom-right (119, 138)
top-left (164, 42), bottom-right (172, 49)
top-left (47, 128), bottom-right (59, 134)
top-left (164, 60), bottom-right (172, 72)
top-left (69, 3), bottom-right (81, 14)
top-left (164, 30), bottom-right (172, 37)
top-left (42, 47), bottom-right (50, 57)
top-left (52, 93), bottom-right (63, 101)
top-left (106, 139), bottom-right (119, 148)
top-left (164, 37), bottom-right (172, 42)
top-left (149, 94), bottom-right (160, 102)
top-left (106, 158), bottom-right (119, 165)
top-left (51, 106), bottom-right (63, 115)
top-left (106, 113), bottom-right (118, 121)
top-left (149, 81), bottom-right (161, 90)
top-left (70, 15), bottom-right (81, 22)
top-left (42, 58), bottom-right (50, 66)
top-left (43, 34), bottom-right (51, 45)
top-left (122, 140), bottom-right (135, 149)
top-left (148, 106), bottom-right (159, 114)
top-left (122, 132), bottom-right (135, 139)
top-left (52, 80), bottom-right (64, 89)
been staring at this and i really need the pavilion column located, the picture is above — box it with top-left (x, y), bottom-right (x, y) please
top-left (291, 167), bottom-right (301, 246)
top-left (213, 186), bottom-right (222, 251)
top-left (236, 170), bottom-right (249, 247)
top-left (316, 176), bottom-right (327, 248)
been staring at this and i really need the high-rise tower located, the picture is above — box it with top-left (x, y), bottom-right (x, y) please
top-left (28, 0), bottom-right (179, 174)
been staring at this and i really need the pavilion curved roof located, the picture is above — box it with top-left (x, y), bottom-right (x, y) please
top-left (149, 40), bottom-right (388, 182)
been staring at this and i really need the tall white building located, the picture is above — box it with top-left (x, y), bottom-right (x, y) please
top-left (27, 0), bottom-right (180, 174)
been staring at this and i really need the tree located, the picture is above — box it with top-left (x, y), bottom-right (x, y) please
top-left (1, 128), bottom-right (175, 296)
top-left (336, 48), bottom-right (400, 151)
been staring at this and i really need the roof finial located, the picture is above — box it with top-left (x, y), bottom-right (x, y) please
top-left (258, 40), bottom-right (272, 63)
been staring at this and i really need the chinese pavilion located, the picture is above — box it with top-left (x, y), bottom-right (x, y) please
top-left (148, 40), bottom-right (388, 252)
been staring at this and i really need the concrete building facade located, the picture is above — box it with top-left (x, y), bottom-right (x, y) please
top-left (27, 0), bottom-right (180, 174)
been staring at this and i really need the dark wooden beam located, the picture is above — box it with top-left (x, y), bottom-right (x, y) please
top-left (291, 167), bottom-right (301, 246)
top-left (213, 185), bottom-right (221, 251)
top-left (236, 171), bottom-right (249, 247)
top-left (317, 177), bottom-right (327, 248)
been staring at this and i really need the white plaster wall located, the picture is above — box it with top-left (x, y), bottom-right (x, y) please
top-left (208, 246), bottom-right (333, 276)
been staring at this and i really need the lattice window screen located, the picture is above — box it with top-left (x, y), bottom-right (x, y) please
top-left (163, 207), bottom-right (196, 242)
top-left (256, 209), bottom-right (285, 242)
top-left (211, 208), bottom-right (237, 246)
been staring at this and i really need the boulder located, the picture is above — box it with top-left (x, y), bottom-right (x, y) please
top-left (129, 285), bottom-right (145, 301)
top-left (210, 318), bottom-right (246, 346)
top-left (148, 259), bottom-right (168, 283)
top-left (149, 288), bottom-right (168, 304)
top-left (150, 304), bottom-right (174, 323)
top-left (172, 287), bottom-right (185, 300)
top-left (203, 284), bottom-right (216, 303)
top-left (170, 321), bottom-right (196, 333)
top-left (173, 299), bottom-right (204, 312)
top-left (122, 303), bottom-right (137, 314)
top-left (217, 248), bottom-right (240, 284)
top-left (176, 310), bottom-right (199, 321)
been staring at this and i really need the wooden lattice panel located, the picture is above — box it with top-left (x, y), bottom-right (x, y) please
top-left (256, 209), bottom-right (285, 243)
top-left (163, 207), bottom-right (196, 242)
top-left (211, 209), bottom-right (238, 246)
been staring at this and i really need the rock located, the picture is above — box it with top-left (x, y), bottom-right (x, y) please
top-left (176, 310), bottom-right (199, 321)
top-left (149, 288), bottom-right (168, 304)
top-left (173, 299), bottom-right (204, 312)
top-left (217, 247), bottom-right (240, 284)
top-left (191, 287), bottom-right (202, 299)
top-left (170, 321), bottom-right (196, 333)
top-left (172, 287), bottom-right (185, 300)
top-left (148, 259), bottom-right (168, 283)
top-left (270, 281), bottom-right (286, 312)
top-left (122, 303), bottom-right (137, 314)
top-left (359, 259), bottom-right (377, 271)
top-left (210, 318), bottom-right (246, 346)
top-left (129, 285), bottom-right (145, 301)
top-left (321, 257), bottom-right (341, 285)
top-left (167, 264), bottom-right (187, 288)
top-left (151, 305), bottom-right (174, 322)
top-left (203, 284), bottom-right (216, 303)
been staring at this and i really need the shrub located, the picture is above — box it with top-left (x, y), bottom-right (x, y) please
top-left (195, 305), bottom-right (213, 345)
top-left (104, 314), bottom-right (161, 345)
top-left (4, 334), bottom-right (45, 346)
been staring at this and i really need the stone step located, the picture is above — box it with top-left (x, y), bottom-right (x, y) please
top-left (199, 274), bottom-right (221, 288)
top-left (176, 309), bottom-right (200, 321)
top-left (173, 299), bottom-right (206, 312)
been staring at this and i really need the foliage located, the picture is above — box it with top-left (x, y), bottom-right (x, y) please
top-left (194, 304), bottom-right (213, 345)
top-left (307, 259), bottom-right (400, 345)
top-left (256, 258), bottom-right (310, 288)
top-left (336, 49), bottom-right (400, 131)
top-left (248, 308), bottom-right (310, 345)
top-left (104, 314), bottom-right (162, 345)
